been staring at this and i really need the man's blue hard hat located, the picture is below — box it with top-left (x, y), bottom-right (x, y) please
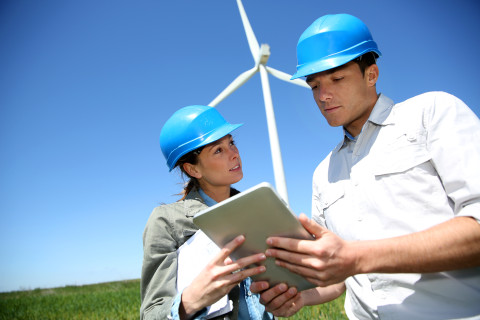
top-left (291, 13), bottom-right (381, 79)
top-left (160, 105), bottom-right (242, 171)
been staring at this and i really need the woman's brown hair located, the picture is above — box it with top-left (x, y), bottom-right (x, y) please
top-left (174, 146), bottom-right (205, 200)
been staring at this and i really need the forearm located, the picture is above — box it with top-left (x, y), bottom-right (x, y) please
top-left (302, 282), bottom-right (346, 306)
top-left (353, 216), bottom-right (480, 274)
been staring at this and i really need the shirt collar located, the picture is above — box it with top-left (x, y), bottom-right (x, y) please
top-left (367, 93), bottom-right (395, 126)
top-left (344, 129), bottom-right (357, 142)
top-left (336, 93), bottom-right (395, 151)
top-left (198, 188), bottom-right (217, 207)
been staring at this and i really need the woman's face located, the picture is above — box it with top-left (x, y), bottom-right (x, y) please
top-left (193, 134), bottom-right (243, 190)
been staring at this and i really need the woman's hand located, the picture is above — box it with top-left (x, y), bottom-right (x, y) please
top-left (180, 235), bottom-right (266, 319)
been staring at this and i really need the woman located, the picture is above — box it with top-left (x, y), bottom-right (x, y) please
top-left (140, 105), bottom-right (274, 320)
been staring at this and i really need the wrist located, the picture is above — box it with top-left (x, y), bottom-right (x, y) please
top-left (348, 240), bottom-right (373, 275)
top-left (180, 287), bottom-right (204, 319)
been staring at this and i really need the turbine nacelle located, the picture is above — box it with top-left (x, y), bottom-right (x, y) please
top-left (257, 44), bottom-right (270, 66)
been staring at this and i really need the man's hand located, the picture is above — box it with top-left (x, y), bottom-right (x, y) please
top-left (250, 281), bottom-right (346, 317)
top-left (266, 214), bottom-right (358, 287)
top-left (250, 282), bottom-right (304, 317)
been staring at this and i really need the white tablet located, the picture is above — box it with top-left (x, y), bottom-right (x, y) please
top-left (193, 182), bottom-right (316, 291)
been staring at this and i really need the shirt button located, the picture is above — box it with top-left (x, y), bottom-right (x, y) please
top-left (407, 134), bottom-right (416, 142)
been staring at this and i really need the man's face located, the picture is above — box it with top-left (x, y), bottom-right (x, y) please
top-left (306, 61), bottom-right (378, 137)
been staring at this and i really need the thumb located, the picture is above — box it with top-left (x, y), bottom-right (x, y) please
top-left (298, 213), bottom-right (328, 239)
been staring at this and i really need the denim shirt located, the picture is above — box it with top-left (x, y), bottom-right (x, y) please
top-left (169, 189), bottom-right (273, 320)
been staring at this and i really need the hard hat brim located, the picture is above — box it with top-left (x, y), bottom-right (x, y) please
top-left (291, 48), bottom-right (381, 80)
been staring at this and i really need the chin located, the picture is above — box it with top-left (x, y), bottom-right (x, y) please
top-left (231, 173), bottom-right (243, 185)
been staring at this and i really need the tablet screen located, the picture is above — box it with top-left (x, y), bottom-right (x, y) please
top-left (193, 182), bottom-right (315, 291)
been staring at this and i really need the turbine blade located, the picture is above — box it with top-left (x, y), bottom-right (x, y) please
top-left (236, 0), bottom-right (260, 59)
top-left (266, 66), bottom-right (311, 89)
top-left (209, 67), bottom-right (258, 107)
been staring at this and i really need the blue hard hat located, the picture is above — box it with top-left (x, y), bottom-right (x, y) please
top-left (291, 14), bottom-right (381, 79)
top-left (160, 105), bottom-right (243, 171)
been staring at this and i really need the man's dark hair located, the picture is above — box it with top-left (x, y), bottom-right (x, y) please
top-left (353, 52), bottom-right (378, 75)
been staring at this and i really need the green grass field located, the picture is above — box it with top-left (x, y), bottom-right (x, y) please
top-left (0, 279), bottom-right (347, 319)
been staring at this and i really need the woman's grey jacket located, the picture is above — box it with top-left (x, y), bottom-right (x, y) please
top-left (140, 188), bottom-right (240, 320)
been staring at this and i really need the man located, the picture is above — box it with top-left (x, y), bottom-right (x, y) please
top-left (250, 13), bottom-right (480, 320)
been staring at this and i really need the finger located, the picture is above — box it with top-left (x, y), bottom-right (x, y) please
top-left (229, 264), bottom-right (266, 283)
top-left (266, 215), bottom-right (326, 253)
top-left (212, 235), bottom-right (245, 264)
top-left (265, 246), bottom-right (327, 277)
top-left (258, 283), bottom-right (288, 305)
top-left (249, 281), bottom-right (270, 294)
top-left (199, 265), bottom-right (265, 294)
top-left (264, 287), bottom-right (298, 312)
top-left (271, 293), bottom-right (303, 318)
top-left (222, 252), bottom-right (266, 275)
top-left (298, 213), bottom-right (328, 238)
top-left (265, 248), bottom-right (307, 266)
top-left (273, 258), bottom-right (328, 287)
top-left (266, 236), bottom-right (303, 253)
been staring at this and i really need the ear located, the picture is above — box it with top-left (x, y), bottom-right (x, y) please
top-left (366, 64), bottom-right (379, 87)
top-left (182, 162), bottom-right (202, 179)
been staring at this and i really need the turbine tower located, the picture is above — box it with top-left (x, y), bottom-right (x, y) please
top-left (209, 0), bottom-right (310, 205)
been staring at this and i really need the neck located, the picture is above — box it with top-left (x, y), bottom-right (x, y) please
top-left (346, 92), bottom-right (380, 137)
top-left (199, 184), bottom-right (231, 203)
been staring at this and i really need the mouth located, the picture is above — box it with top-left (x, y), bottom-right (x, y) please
top-left (230, 164), bottom-right (241, 171)
top-left (324, 105), bottom-right (340, 114)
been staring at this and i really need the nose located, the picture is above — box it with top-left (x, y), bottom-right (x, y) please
top-left (229, 144), bottom-right (239, 159)
top-left (317, 85), bottom-right (332, 102)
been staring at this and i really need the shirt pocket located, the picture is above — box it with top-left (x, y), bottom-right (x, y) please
top-left (319, 183), bottom-right (345, 209)
top-left (316, 182), bottom-right (346, 230)
top-left (373, 130), bottom-right (431, 176)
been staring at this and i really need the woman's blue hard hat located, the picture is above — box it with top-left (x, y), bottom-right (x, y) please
top-left (160, 105), bottom-right (243, 171)
top-left (291, 13), bottom-right (381, 79)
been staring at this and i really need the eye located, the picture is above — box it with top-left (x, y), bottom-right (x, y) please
top-left (230, 139), bottom-right (236, 146)
top-left (214, 147), bottom-right (222, 154)
top-left (333, 76), bottom-right (344, 82)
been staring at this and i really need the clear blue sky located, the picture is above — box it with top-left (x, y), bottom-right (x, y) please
top-left (1, 0), bottom-right (479, 292)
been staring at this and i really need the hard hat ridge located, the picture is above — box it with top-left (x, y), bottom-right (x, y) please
top-left (291, 13), bottom-right (381, 79)
top-left (160, 105), bottom-right (242, 171)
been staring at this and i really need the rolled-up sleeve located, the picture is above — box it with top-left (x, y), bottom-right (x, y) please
top-left (426, 92), bottom-right (480, 223)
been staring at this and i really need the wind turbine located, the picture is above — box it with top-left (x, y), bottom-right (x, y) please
top-left (209, 0), bottom-right (310, 205)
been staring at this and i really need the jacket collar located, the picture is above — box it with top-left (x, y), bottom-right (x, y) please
top-left (182, 187), bottom-right (240, 217)
top-left (183, 188), bottom-right (208, 218)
